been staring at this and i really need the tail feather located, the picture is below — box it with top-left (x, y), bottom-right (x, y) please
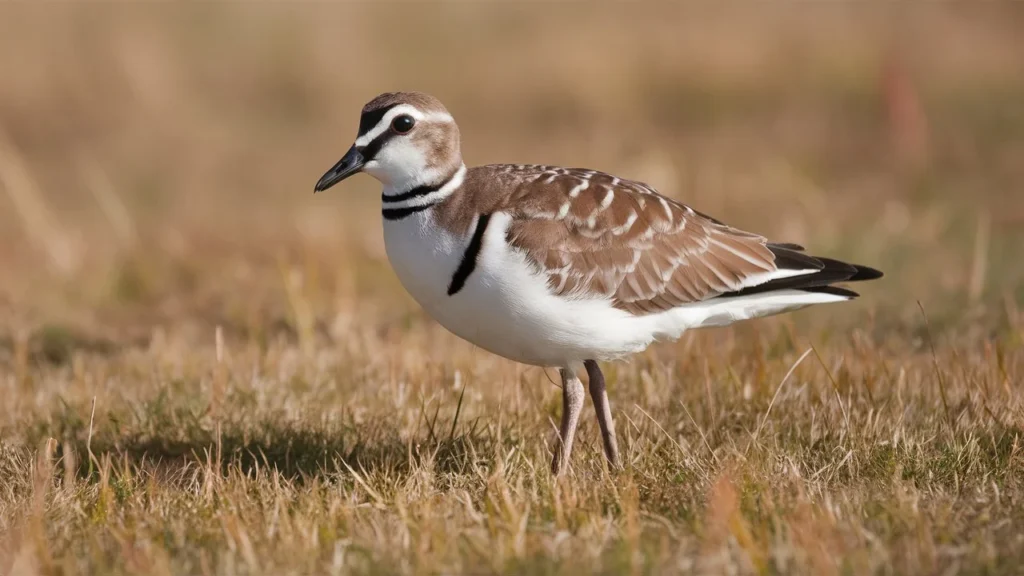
top-left (719, 245), bottom-right (882, 301)
top-left (847, 264), bottom-right (884, 282)
top-left (800, 285), bottom-right (862, 299)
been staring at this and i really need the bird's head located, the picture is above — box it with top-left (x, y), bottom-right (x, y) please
top-left (314, 91), bottom-right (462, 193)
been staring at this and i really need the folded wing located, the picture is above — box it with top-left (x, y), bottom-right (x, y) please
top-left (497, 166), bottom-right (880, 315)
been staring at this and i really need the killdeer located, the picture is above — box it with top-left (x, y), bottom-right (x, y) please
top-left (314, 91), bottom-right (882, 475)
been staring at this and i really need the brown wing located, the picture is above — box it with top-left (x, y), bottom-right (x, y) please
top-left (497, 166), bottom-right (781, 315)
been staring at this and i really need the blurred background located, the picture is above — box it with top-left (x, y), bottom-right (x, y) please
top-left (1, 3), bottom-right (1022, 350)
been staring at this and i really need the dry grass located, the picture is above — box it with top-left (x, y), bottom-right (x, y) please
top-left (2, 4), bottom-right (1024, 575)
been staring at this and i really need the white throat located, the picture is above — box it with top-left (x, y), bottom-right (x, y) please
top-left (380, 164), bottom-right (467, 210)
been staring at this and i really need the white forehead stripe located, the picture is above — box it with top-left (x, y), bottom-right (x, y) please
top-left (355, 104), bottom-right (454, 147)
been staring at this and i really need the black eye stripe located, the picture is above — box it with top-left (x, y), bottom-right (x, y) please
top-left (358, 103), bottom-right (400, 137)
top-left (358, 131), bottom-right (393, 161)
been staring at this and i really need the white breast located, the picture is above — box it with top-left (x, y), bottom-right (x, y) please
top-left (381, 209), bottom-right (466, 319)
top-left (382, 207), bottom-right (856, 367)
top-left (383, 210), bottom-right (662, 367)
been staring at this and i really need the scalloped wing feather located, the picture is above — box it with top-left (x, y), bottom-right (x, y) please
top-left (497, 166), bottom-right (781, 315)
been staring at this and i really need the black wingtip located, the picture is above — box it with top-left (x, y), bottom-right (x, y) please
top-left (715, 247), bottom-right (882, 301)
top-left (772, 246), bottom-right (825, 271)
top-left (849, 265), bottom-right (883, 281)
top-left (767, 242), bottom-right (806, 252)
top-left (800, 285), bottom-right (860, 299)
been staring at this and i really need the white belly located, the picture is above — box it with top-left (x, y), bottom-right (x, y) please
top-left (382, 209), bottom-right (854, 366)
top-left (382, 210), bottom-right (660, 367)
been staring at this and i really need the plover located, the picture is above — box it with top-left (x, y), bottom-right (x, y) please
top-left (314, 91), bottom-right (882, 475)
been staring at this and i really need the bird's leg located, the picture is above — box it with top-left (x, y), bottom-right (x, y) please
top-left (551, 367), bottom-right (585, 476)
top-left (585, 360), bottom-right (620, 469)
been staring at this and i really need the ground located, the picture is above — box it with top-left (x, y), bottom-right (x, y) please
top-left (1, 4), bottom-right (1024, 575)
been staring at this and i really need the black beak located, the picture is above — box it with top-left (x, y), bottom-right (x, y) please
top-left (314, 145), bottom-right (365, 193)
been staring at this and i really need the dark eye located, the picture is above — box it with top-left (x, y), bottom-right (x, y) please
top-left (391, 114), bottom-right (415, 134)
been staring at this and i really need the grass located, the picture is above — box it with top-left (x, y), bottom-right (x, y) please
top-left (4, 324), bottom-right (1024, 574)
top-left (2, 4), bottom-right (1024, 575)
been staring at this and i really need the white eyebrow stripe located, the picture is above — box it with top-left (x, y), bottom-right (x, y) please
top-left (354, 105), bottom-right (453, 147)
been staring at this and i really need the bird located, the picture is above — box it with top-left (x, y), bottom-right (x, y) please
top-left (313, 91), bottom-right (882, 475)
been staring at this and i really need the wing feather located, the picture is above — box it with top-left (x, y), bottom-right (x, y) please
top-left (498, 166), bottom-right (799, 314)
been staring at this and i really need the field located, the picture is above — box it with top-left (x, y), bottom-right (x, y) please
top-left (2, 4), bottom-right (1024, 575)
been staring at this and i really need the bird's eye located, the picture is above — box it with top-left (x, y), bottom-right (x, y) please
top-left (391, 115), bottom-right (415, 134)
